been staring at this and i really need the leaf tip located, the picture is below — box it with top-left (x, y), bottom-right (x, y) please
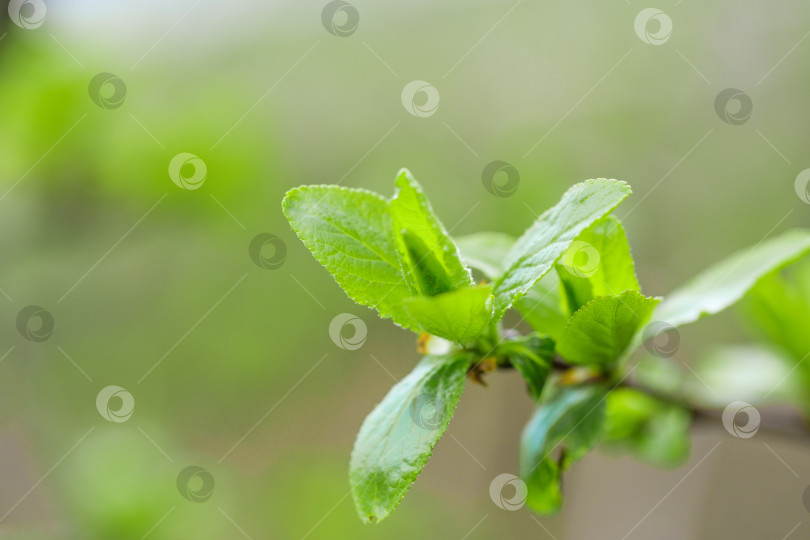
top-left (280, 184), bottom-right (321, 218)
top-left (395, 167), bottom-right (415, 181)
top-left (280, 186), bottom-right (300, 214)
top-left (393, 167), bottom-right (422, 196)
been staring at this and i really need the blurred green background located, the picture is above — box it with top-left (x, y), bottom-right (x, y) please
top-left (1, 0), bottom-right (809, 538)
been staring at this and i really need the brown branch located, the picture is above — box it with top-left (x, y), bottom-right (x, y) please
top-left (501, 354), bottom-right (810, 442)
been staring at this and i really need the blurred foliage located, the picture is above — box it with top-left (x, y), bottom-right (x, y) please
top-left (602, 387), bottom-right (691, 468)
top-left (686, 259), bottom-right (810, 414)
top-left (1, 0), bottom-right (809, 537)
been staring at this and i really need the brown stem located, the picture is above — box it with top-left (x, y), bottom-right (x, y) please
top-left (503, 354), bottom-right (810, 442)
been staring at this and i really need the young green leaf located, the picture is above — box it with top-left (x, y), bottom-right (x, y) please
top-left (653, 229), bottom-right (810, 329)
top-left (454, 232), bottom-right (516, 280)
top-left (740, 262), bottom-right (810, 362)
top-left (399, 231), bottom-right (458, 296)
top-left (403, 286), bottom-right (494, 344)
top-left (516, 272), bottom-right (568, 340)
top-left (350, 353), bottom-right (471, 523)
top-left (556, 291), bottom-right (659, 366)
top-left (602, 387), bottom-right (691, 468)
top-left (519, 384), bottom-right (606, 513)
top-left (390, 169), bottom-right (472, 296)
top-left (493, 179), bottom-right (631, 318)
top-left (282, 185), bottom-right (418, 330)
top-left (556, 215), bottom-right (640, 313)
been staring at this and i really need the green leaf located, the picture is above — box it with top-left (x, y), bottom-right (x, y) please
top-left (390, 169), bottom-right (472, 296)
top-left (556, 291), bottom-right (659, 366)
top-left (740, 261), bottom-right (810, 362)
top-left (508, 336), bottom-right (554, 400)
top-left (403, 286), bottom-right (494, 344)
top-left (519, 384), bottom-right (606, 513)
top-left (282, 185), bottom-right (417, 330)
top-left (516, 272), bottom-right (568, 340)
top-left (493, 179), bottom-right (631, 318)
top-left (556, 216), bottom-right (640, 313)
top-left (653, 229), bottom-right (810, 329)
top-left (454, 232), bottom-right (516, 280)
top-left (602, 387), bottom-right (691, 468)
top-left (350, 353), bottom-right (471, 523)
top-left (687, 345), bottom-right (804, 407)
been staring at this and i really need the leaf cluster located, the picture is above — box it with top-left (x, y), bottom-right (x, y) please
top-left (283, 169), bottom-right (810, 522)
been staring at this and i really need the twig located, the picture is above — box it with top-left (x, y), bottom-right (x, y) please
top-left (499, 352), bottom-right (810, 442)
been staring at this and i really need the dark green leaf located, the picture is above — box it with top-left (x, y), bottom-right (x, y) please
top-left (519, 384), bottom-right (606, 513)
top-left (390, 169), bottom-right (472, 296)
top-left (350, 353), bottom-right (471, 523)
top-left (508, 336), bottom-right (555, 400)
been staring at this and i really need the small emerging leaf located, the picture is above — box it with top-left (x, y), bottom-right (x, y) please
top-left (556, 215), bottom-right (640, 313)
top-left (556, 291), bottom-right (659, 366)
top-left (493, 179), bottom-right (631, 318)
top-left (350, 353), bottom-right (471, 523)
top-left (390, 169), bottom-right (472, 296)
top-left (403, 286), bottom-right (494, 344)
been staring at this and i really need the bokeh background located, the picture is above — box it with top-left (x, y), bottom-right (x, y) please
top-left (1, 0), bottom-right (809, 538)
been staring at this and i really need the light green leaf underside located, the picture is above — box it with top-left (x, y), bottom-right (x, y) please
top-left (654, 229), bottom-right (810, 329)
top-left (519, 385), bottom-right (606, 514)
top-left (557, 291), bottom-right (659, 366)
top-left (557, 215), bottom-right (640, 314)
top-left (493, 179), bottom-right (632, 318)
top-left (282, 185), bottom-right (417, 330)
top-left (350, 353), bottom-right (471, 523)
top-left (687, 345), bottom-right (804, 407)
top-left (454, 232), bottom-right (516, 280)
top-left (390, 170), bottom-right (472, 296)
top-left (403, 286), bottom-right (493, 344)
